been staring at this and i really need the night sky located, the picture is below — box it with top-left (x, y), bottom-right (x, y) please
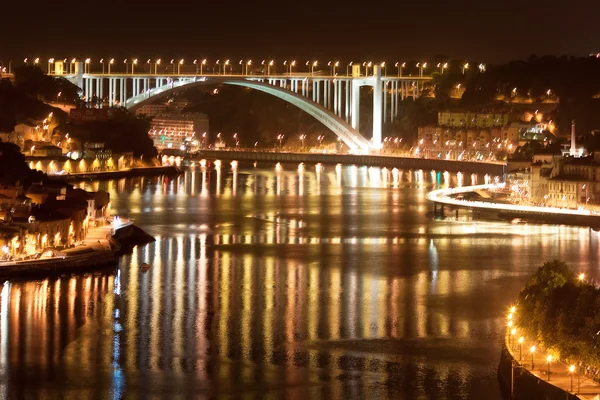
top-left (1, 0), bottom-right (599, 64)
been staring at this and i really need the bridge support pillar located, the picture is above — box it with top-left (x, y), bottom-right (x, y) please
top-left (345, 80), bottom-right (350, 122)
top-left (383, 81), bottom-right (388, 123)
top-left (372, 66), bottom-right (383, 149)
top-left (316, 80), bottom-right (320, 104)
top-left (351, 79), bottom-right (360, 131)
top-left (390, 81), bottom-right (395, 122)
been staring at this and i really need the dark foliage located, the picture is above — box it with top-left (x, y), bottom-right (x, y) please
top-left (67, 107), bottom-right (157, 159)
top-left (517, 260), bottom-right (600, 369)
top-left (0, 141), bottom-right (46, 186)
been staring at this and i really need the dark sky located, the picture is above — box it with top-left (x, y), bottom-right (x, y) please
top-left (1, 0), bottom-right (599, 64)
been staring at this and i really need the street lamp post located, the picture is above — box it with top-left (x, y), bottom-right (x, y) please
top-left (267, 60), bottom-right (273, 75)
top-left (170, 59), bottom-right (175, 74)
top-left (510, 328), bottom-right (516, 349)
top-left (108, 58), bottom-right (114, 74)
top-left (311, 61), bottom-right (317, 76)
top-left (277, 134), bottom-right (284, 150)
top-left (178, 59), bottom-right (184, 75)
top-left (530, 346), bottom-right (535, 369)
top-left (546, 355), bottom-right (552, 381)
top-left (194, 59), bottom-right (199, 74)
top-left (299, 134), bottom-right (306, 149)
top-left (318, 135), bottom-right (324, 147)
top-left (48, 58), bottom-right (54, 74)
top-left (155, 59), bottom-right (161, 75)
top-left (395, 62), bottom-right (405, 77)
top-left (381, 61), bottom-right (386, 76)
top-left (569, 365), bottom-right (575, 392)
top-left (461, 63), bottom-right (469, 74)
top-left (201, 59), bottom-right (206, 75)
top-left (124, 59), bottom-right (128, 74)
top-left (132, 59), bottom-right (138, 74)
top-left (246, 60), bottom-right (252, 75)
top-left (347, 61), bottom-right (353, 76)
top-left (224, 59), bottom-right (230, 75)
top-left (518, 337), bottom-right (523, 361)
top-left (100, 59), bottom-right (104, 74)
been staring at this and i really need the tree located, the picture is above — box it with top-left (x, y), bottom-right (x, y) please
top-left (0, 141), bottom-right (46, 186)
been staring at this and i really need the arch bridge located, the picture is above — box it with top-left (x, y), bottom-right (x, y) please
top-left (64, 63), bottom-right (431, 153)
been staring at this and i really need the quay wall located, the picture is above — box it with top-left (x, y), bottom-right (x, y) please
top-left (195, 150), bottom-right (506, 175)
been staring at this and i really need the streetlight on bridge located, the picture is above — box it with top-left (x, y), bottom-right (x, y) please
top-left (438, 62), bottom-right (448, 74)
top-left (299, 134), bottom-right (306, 149)
top-left (201, 59), bottom-right (207, 75)
top-left (246, 60), bottom-right (252, 75)
top-left (381, 61), bottom-right (386, 76)
top-left (267, 60), bottom-right (274, 75)
top-left (85, 58), bottom-right (91, 73)
top-left (155, 59), bottom-right (161, 75)
top-left (178, 59), bottom-right (184, 75)
top-left (311, 60), bottom-right (317, 76)
top-left (461, 63), bottom-right (469, 74)
top-left (132, 59), bottom-right (138, 74)
top-left (277, 134), bottom-right (284, 150)
top-left (364, 61), bottom-right (372, 76)
top-left (124, 59), bottom-right (128, 74)
top-left (108, 58), bottom-right (114, 74)
top-left (48, 58), bottom-right (54, 74)
top-left (347, 61), bottom-right (353, 76)
top-left (395, 62), bottom-right (405, 77)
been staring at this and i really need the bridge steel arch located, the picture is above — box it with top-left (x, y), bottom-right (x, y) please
top-left (127, 78), bottom-right (371, 153)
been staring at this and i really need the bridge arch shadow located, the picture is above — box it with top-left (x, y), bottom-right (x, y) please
top-left (126, 78), bottom-right (370, 152)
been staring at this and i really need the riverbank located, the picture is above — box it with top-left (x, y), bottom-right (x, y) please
top-left (48, 165), bottom-right (181, 182)
top-left (498, 328), bottom-right (600, 399)
top-left (0, 219), bottom-right (154, 279)
top-left (194, 149), bottom-right (506, 175)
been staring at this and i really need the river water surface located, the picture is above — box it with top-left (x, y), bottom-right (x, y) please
top-left (1, 164), bottom-right (599, 399)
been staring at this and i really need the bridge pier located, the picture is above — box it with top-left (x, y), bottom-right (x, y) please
top-left (372, 66), bottom-right (383, 149)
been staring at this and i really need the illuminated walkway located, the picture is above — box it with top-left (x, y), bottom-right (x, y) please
top-left (505, 331), bottom-right (600, 399)
top-left (426, 184), bottom-right (600, 222)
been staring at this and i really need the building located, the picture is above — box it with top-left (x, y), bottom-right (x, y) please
top-left (438, 111), bottom-right (510, 129)
top-left (135, 103), bottom-right (168, 117)
top-left (529, 154), bottom-right (600, 209)
top-left (32, 145), bottom-right (62, 157)
top-left (149, 112), bottom-right (209, 151)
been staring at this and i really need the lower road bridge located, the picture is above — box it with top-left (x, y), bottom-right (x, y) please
top-left (193, 150), bottom-right (507, 175)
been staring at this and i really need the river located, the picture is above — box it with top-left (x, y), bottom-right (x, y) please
top-left (1, 164), bottom-right (598, 399)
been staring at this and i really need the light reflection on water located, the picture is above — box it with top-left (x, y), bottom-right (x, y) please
top-left (1, 164), bottom-right (599, 399)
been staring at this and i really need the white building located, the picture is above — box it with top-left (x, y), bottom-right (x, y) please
top-left (149, 113), bottom-right (209, 151)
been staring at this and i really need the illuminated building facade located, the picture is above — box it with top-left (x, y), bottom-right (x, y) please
top-left (149, 113), bottom-right (209, 151)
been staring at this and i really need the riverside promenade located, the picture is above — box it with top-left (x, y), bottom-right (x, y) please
top-left (426, 183), bottom-right (600, 228)
top-left (504, 330), bottom-right (600, 399)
